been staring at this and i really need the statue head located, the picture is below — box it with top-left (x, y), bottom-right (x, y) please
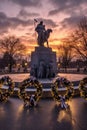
top-left (40, 21), bottom-right (43, 25)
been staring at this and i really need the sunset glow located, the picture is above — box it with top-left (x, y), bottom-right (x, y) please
top-left (0, 0), bottom-right (87, 54)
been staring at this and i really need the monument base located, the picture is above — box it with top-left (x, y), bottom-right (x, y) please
top-left (30, 46), bottom-right (57, 78)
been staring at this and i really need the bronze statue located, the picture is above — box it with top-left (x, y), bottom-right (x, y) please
top-left (35, 21), bottom-right (52, 47)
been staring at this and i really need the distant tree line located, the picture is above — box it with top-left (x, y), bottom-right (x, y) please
top-left (57, 16), bottom-right (87, 72)
top-left (0, 36), bottom-right (26, 72)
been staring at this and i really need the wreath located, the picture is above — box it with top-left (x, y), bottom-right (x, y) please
top-left (0, 76), bottom-right (14, 102)
top-left (79, 77), bottom-right (87, 100)
top-left (51, 77), bottom-right (74, 102)
top-left (18, 78), bottom-right (43, 107)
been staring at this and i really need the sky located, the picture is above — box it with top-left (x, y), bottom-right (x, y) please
top-left (0, 0), bottom-right (87, 54)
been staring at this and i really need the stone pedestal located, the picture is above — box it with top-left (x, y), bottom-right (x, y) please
top-left (30, 46), bottom-right (57, 78)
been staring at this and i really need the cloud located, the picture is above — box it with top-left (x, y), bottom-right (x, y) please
top-left (48, 9), bottom-right (59, 16)
top-left (48, 0), bottom-right (87, 15)
top-left (17, 9), bottom-right (40, 19)
top-left (0, 11), bottom-right (34, 35)
top-left (9, 17), bottom-right (33, 27)
top-left (60, 15), bottom-right (83, 29)
top-left (43, 19), bottom-right (58, 28)
top-left (0, 11), bottom-right (58, 37)
top-left (35, 18), bottom-right (58, 28)
top-left (0, 12), bottom-right (10, 34)
top-left (8, 0), bottom-right (42, 7)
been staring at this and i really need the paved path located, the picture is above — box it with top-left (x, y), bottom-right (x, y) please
top-left (0, 98), bottom-right (87, 130)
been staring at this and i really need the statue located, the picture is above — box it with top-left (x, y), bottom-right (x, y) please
top-left (46, 65), bottom-right (50, 78)
top-left (35, 21), bottom-right (52, 47)
top-left (30, 20), bottom-right (57, 79)
top-left (38, 62), bottom-right (44, 78)
top-left (30, 64), bottom-right (37, 77)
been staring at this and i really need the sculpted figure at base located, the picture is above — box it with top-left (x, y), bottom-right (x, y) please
top-left (30, 20), bottom-right (57, 79)
top-left (35, 21), bottom-right (52, 47)
top-left (38, 62), bottom-right (44, 78)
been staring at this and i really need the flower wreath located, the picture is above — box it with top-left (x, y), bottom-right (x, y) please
top-left (18, 78), bottom-right (43, 106)
top-left (79, 77), bottom-right (87, 100)
top-left (51, 77), bottom-right (74, 102)
top-left (0, 76), bottom-right (14, 102)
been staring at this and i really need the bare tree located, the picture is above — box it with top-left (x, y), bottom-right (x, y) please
top-left (0, 36), bottom-right (26, 72)
top-left (70, 17), bottom-right (87, 64)
top-left (57, 39), bottom-right (75, 72)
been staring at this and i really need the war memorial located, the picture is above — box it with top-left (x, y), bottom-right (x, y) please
top-left (30, 21), bottom-right (57, 79)
top-left (0, 21), bottom-right (87, 130)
